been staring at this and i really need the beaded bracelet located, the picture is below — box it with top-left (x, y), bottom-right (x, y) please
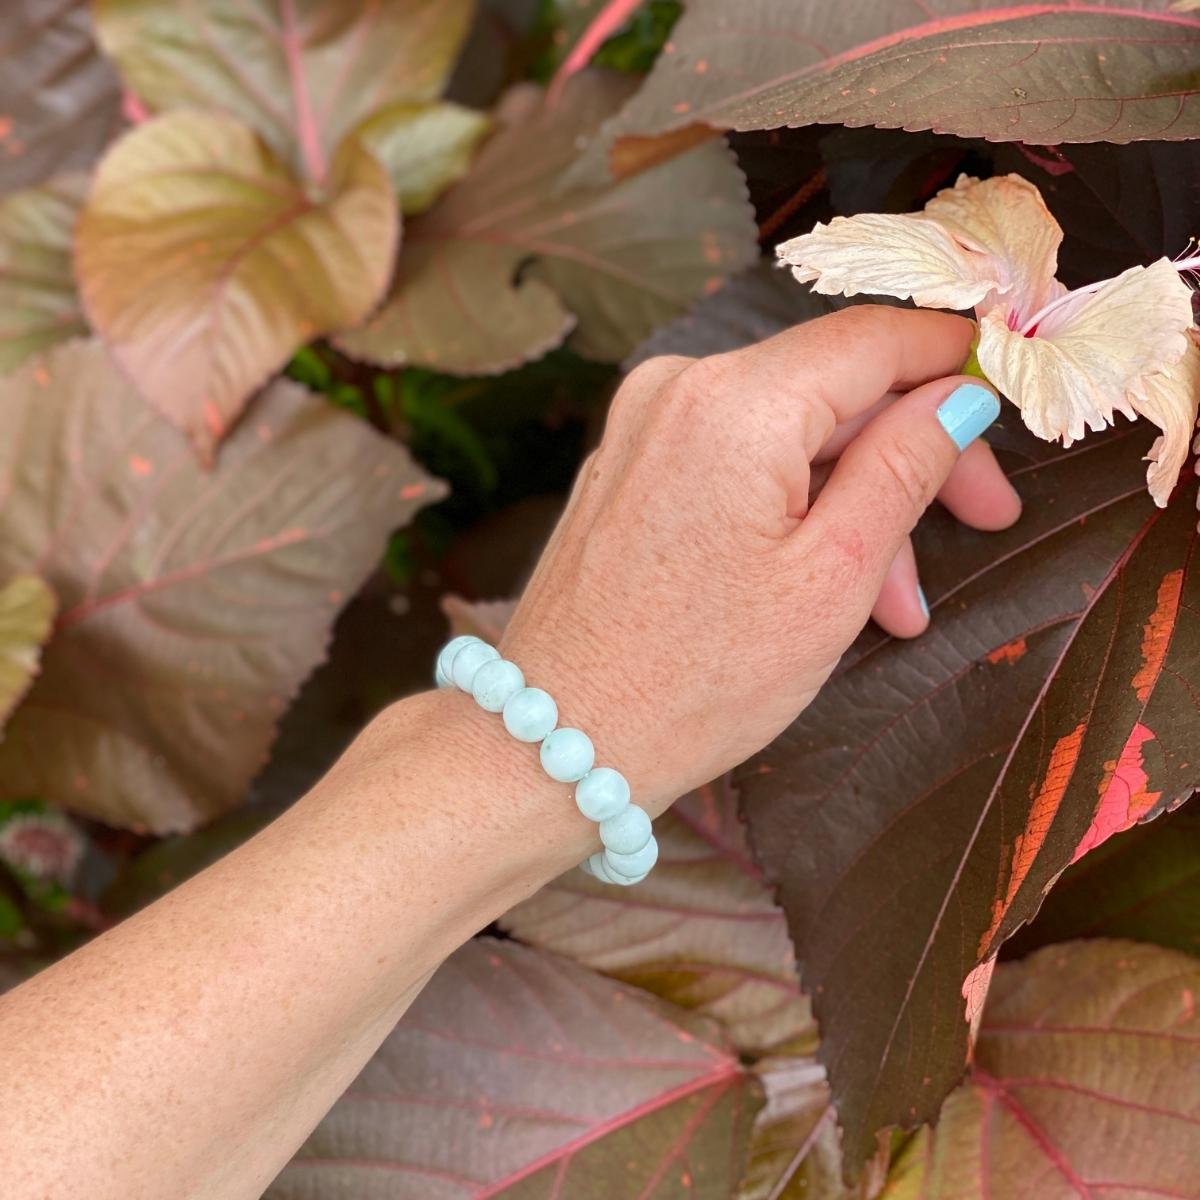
top-left (434, 635), bottom-right (658, 886)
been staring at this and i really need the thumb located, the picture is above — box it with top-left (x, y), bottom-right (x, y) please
top-left (791, 376), bottom-right (1000, 618)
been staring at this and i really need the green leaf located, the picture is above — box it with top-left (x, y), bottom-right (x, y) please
top-left (0, 175), bottom-right (89, 374)
top-left (740, 432), bottom-right (1200, 1168)
top-left (269, 938), bottom-right (762, 1198)
top-left (356, 101), bottom-right (491, 215)
top-left (504, 778), bottom-right (815, 1055)
top-left (883, 940), bottom-right (1200, 1199)
top-left (93, 0), bottom-right (474, 182)
top-left (76, 110), bottom-right (398, 461)
top-left (608, 1), bottom-right (1200, 152)
top-left (1005, 801), bottom-right (1200, 959)
top-left (0, 1), bottom-right (122, 195)
top-left (0, 340), bottom-right (446, 834)
top-left (0, 575), bottom-right (55, 731)
top-left (338, 71), bottom-right (757, 374)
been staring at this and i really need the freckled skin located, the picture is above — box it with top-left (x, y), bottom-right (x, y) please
top-left (0, 307), bottom-right (1021, 1199)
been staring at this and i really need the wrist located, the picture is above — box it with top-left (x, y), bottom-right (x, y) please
top-left (361, 687), bottom-right (599, 907)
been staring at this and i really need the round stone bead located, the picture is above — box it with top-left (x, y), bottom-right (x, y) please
top-left (435, 635), bottom-right (479, 687)
top-left (604, 836), bottom-right (658, 879)
top-left (599, 804), bottom-right (652, 854)
top-left (502, 687), bottom-right (558, 742)
top-left (575, 767), bottom-right (630, 823)
top-left (588, 851), bottom-right (638, 886)
top-left (450, 640), bottom-right (500, 691)
top-left (471, 659), bottom-right (525, 713)
top-left (540, 727), bottom-right (595, 783)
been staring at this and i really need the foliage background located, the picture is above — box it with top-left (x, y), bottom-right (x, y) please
top-left (1, 1), bottom-right (1200, 1197)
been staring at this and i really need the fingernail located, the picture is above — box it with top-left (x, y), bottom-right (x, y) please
top-left (917, 584), bottom-right (929, 621)
top-left (936, 383), bottom-right (1000, 451)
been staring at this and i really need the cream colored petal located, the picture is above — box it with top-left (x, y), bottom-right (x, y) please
top-left (1134, 334), bottom-right (1200, 507)
top-left (776, 174), bottom-right (1063, 317)
top-left (924, 174), bottom-right (1063, 321)
top-left (977, 259), bottom-right (1194, 446)
top-left (776, 211), bottom-right (1004, 310)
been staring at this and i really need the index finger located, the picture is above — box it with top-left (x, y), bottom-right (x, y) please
top-left (717, 305), bottom-right (976, 460)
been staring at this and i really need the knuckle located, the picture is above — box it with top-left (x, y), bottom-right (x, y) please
top-left (609, 354), bottom-right (694, 428)
top-left (873, 437), bottom-right (939, 512)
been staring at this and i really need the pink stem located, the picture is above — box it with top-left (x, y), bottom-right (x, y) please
top-left (279, 0), bottom-right (326, 184)
top-left (121, 88), bottom-right (149, 125)
top-left (546, 0), bottom-right (645, 106)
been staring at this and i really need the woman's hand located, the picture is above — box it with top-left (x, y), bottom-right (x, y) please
top-left (502, 305), bottom-right (1020, 814)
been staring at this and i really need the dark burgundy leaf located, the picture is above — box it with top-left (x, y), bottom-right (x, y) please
top-left (739, 424), bottom-right (1200, 1168)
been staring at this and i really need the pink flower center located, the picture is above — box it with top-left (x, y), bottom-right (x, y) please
top-left (1017, 252), bottom-right (1200, 339)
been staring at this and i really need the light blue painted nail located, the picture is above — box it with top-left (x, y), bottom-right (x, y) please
top-left (917, 584), bottom-right (929, 621)
top-left (936, 383), bottom-right (1000, 451)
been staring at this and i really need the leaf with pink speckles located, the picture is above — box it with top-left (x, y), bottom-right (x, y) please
top-left (0, 339), bottom-right (444, 833)
top-left (606, 0), bottom-right (1200, 158)
top-left (268, 938), bottom-right (762, 1199)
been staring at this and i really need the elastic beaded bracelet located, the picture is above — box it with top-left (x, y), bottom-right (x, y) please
top-left (434, 635), bottom-right (658, 886)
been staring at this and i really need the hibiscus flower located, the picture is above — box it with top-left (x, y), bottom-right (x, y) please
top-left (776, 174), bottom-right (1200, 507)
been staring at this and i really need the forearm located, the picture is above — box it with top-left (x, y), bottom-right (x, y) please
top-left (0, 688), bottom-right (592, 1200)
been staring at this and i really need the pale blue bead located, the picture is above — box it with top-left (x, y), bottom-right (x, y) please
top-left (575, 767), bottom-right (631, 823)
top-left (589, 851), bottom-right (636, 886)
top-left (604, 836), bottom-right (658, 879)
top-left (540, 727), bottom-right (595, 783)
top-left (471, 659), bottom-right (525, 712)
top-left (451, 641), bottom-right (499, 691)
top-left (599, 804), bottom-right (652, 854)
top-left (502, 687), bottom-right (558, 742)
top-left (435, 635), bottom-right (478, 687)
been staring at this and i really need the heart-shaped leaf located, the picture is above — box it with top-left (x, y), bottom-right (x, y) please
top-left (504, 778), bottom-right (815, 1055)
top-left (0, 1), bottom-right (122, 195)
top-left (608, 1), bottom-right (1200, 153)
top-left (76, 110), bottom-right (398, 459)
top-left (0, 340), bottom-right (444, 833)
top-left (93, 0), bottom-right (474, 183)
top-left (269, 938), bottom-right (762, 1198)
top-left (884, 940), bottom-right (1200, 1199)
top-left (0, 575), bottom-right (55, 730)
top-left (0, 175), bottom-right (88, 375)
top-left (739, 429), bottom-right (1200, 1168)
top-left (338, 71), bottom-right (758, 374)
top-left (1005, 800), bottom-right (1200, 959)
